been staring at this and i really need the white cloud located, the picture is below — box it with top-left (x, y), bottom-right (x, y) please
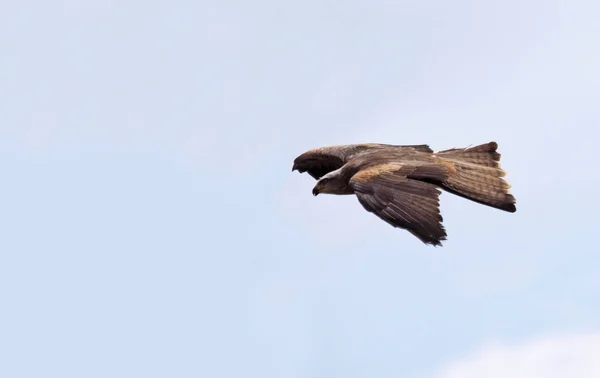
top-left (431, 333), bottom-right (600, 378)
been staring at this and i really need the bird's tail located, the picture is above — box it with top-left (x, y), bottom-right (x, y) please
top-left (436, 141), bottom-right (517, 212)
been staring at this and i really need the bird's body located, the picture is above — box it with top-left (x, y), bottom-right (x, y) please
top-left (292, 141), bottom-right (516, 246)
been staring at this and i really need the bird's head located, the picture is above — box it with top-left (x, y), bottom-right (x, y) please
top-left (312, 170), bottom-right (344, 196)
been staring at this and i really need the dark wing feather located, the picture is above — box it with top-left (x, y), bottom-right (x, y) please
top-left (349, 165), bottom-right (448, 246)
top-left (304, 158), bottom-right (344, 180)
top-left (293, 144), bottom-right (433, 180)
top-left (390, 144), bottom-right (433, 153)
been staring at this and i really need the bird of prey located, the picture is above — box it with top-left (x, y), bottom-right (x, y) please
top-left (292, 141), bottom-right (516, 246)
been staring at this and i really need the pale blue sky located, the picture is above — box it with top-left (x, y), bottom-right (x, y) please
top-left (1, 1), bottom-right (599, 377)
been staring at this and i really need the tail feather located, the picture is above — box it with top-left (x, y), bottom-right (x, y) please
top-left (437, 142), bottom-right (501, 168)
top-left (437, 141), bottom-right (517, 213)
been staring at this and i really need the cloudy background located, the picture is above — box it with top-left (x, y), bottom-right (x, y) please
top-left (1, 0), bottom-right (599, 377)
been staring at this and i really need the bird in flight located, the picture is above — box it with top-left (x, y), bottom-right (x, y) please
top-left (292, 141), bottom-right (516, 246)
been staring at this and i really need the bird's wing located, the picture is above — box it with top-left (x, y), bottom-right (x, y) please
top-left (305, 158), bottom-right (344, 180)
top-left (348, 162), bottom-right (448, 246)
top-left (388, 144), bottom-right (433, 153)
top-left (294, 144), bottom-right (433, 180)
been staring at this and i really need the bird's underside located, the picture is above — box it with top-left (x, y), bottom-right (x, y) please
top-left (292, 141), bottom-right (516, 246)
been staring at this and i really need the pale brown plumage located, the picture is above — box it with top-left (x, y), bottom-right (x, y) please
top-left (292, 141), bottom-right (516, 246)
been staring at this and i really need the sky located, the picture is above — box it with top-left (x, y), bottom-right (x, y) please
top-left (1, 0), bottom-right (599, 377)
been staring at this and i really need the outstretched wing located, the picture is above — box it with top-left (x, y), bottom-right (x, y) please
top-left (293, 144), bottom-right (433, 180)
top-left (348, 163), bottom-right (448, 246)
top-left (302, 157), bottom-right (344, 180)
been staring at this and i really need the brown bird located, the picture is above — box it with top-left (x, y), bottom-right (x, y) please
top-left (292, 141), bottom-right (516, 246)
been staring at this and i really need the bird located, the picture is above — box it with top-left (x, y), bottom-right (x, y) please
top-left (291, 141), bottom-right (516, 246)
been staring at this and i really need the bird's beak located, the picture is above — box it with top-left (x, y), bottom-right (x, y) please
top-left (312, 186), bottom-right (320, 196)
top-left (292, 163), bottom-right (298, 172)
